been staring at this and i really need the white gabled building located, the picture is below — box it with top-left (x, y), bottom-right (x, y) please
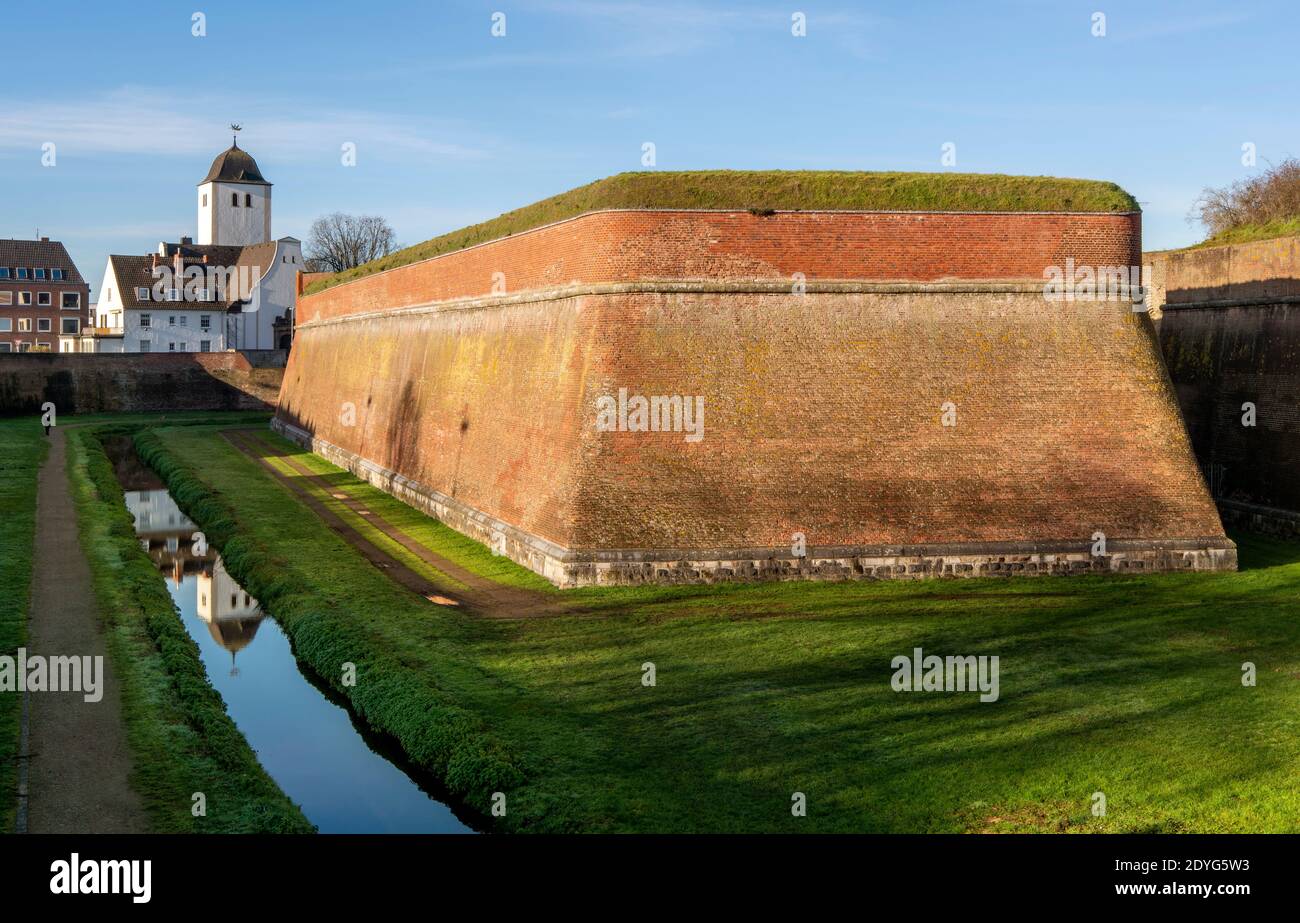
top-left (91, 140), bottom-right (302, 352)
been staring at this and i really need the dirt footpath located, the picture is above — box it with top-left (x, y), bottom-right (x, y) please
top-left (22, 427), bottom-right (146, 833)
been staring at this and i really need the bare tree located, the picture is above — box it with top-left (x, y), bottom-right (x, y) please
top-left (305, 213), bottom-right (398, 272)
top-left (1192, 159), bottom-right (1300, 236)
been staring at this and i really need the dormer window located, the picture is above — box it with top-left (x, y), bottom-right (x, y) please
top-left (135, 287), bottom-right (151, 301)
top-left (34, 268), bottom-right (46, 280)
top-left (51, 269), bottom-right (65, 280)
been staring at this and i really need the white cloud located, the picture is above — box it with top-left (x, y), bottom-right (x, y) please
top-left (0, 86), bottom-right (490, 162)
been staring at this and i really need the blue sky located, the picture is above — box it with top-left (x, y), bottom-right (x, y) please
top-left (2, 0), bottom-right (1296, 298)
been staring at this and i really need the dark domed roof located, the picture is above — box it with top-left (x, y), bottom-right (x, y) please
top-left (199, 143), bottom-right (271, 186)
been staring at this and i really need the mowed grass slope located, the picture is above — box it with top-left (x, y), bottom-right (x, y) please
top-left (153, 424), bottom-right (1300, 832)
top-left (307, 170), bottom-right (1139, 294)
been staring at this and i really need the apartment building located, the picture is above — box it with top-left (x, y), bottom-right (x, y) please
top-left (0, 238), bottom-right (92, 353)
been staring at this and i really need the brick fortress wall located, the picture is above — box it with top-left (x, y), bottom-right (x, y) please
top-left (278, 209), bottom-right (1234, 586)
top-left (1149, 236), bottom-right (1300, 537)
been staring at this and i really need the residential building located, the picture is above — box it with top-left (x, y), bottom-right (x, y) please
top-left (91, 140), bottom-right (302, 352)
top-left (0, 238), bottom-right (91, 353)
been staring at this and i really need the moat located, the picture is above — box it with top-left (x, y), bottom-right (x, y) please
top-left (103, 436), bottom-right (476, 834)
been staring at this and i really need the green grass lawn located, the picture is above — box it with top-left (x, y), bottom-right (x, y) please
top-left (0, 418), bottom-right (47, 832)
top-left (308, 170), bottom-right (1138, 294)
top-left (139, 421), bottom-right (1300, 832)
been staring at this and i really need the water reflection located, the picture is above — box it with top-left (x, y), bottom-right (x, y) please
top-left (103, 437), bottom-right (476, 833)
top-left (127, 487), bottom-right (264, 676)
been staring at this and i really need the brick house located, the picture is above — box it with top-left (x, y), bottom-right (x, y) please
top-left (0, 238), bottom-right (92, 353)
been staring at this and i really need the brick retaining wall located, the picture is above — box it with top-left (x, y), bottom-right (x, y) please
top-left (0, 350), bottom-right (285, 415)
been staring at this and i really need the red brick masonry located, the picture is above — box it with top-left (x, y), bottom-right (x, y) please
top-left (298, 209), bottom-right (1142, 321)
top-left (278, 209), bottom-right (1233, 586)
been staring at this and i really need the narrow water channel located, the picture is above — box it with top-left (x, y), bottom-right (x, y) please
top-left (103, 437), bottom-right (476, 834)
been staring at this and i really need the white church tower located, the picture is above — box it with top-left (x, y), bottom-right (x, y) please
top-left (196, 130), bottom-right (272, 246)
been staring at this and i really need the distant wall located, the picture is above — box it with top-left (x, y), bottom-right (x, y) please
top-left (1147, 236), bottom-right (1300, 312)
top-left (0, 350), bottom-right (285, 416)
top-left (1153, 236), bottom-right (1300, 533)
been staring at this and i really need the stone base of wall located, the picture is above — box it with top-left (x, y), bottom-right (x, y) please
top-left (273, 419), bottom-right (1237, 588)
top-left (1217, 500), bottom-right (1300, 540)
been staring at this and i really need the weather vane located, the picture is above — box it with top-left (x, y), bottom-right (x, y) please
top-left (230, 123), bottom-right (242, 145)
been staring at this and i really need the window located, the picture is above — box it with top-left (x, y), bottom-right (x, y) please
top-left (37, 318), bottom-right (52, 333)
top-left (61, 318), bottom-right (79, 335)
top-left (139, 313), bottom-right (151, 328)
top-left (166, 288), bottom-right (181, 301)
top-left (0, 292), bottom-right (11, 306)
top-left (202, 193), bottom-right (208, 207)
top-left (60, 341), bottom-right (72, 353)
top-left (35, 342), bottom-right (51, 351)
top-left (179, 315), bottom-right (187, 327)
top-left (37, 292), bottom-right (51, 306)
top-left (139, 340), bottom-right (151, 352)
top-left (18, 318), bottom-right (31, 332)
top-left (16, 268), bottom-right (28, 280)
top-left (106, 288), bottom-right (112, 301)
top-left (245, 193), bottom-right (252, 206)
top-left (18, 292), bottom-right (32, 306)
top-left (200, 340), bottom-right (211, 352)
top-left (51, 269), bottom-right (64, 281)
top-left (61, 292), bottom-right (80, 309)
top-left (168, 342), bottom-right (176, 351)
top-left (0, 343), bottom-right (10, 352)
top-left (168, 315), bottom-right (176, 327)
top-left (0, 319), bottom-right (11, 332)
top-left (200, 314), bottom-right (211, 330)
top-left (0, 268), bottom-right (9, 279)
top-left (135, 287), bottom-right (150, 301)
top-left (231, 192), bottom-right (239, 206)
top-left (34, 268), bottom-right (46, 280)
top-left (18, 342), bottom-right (31, 352)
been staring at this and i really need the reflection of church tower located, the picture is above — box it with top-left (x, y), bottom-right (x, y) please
top-left (196, 558), bottom-right (264, 675)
